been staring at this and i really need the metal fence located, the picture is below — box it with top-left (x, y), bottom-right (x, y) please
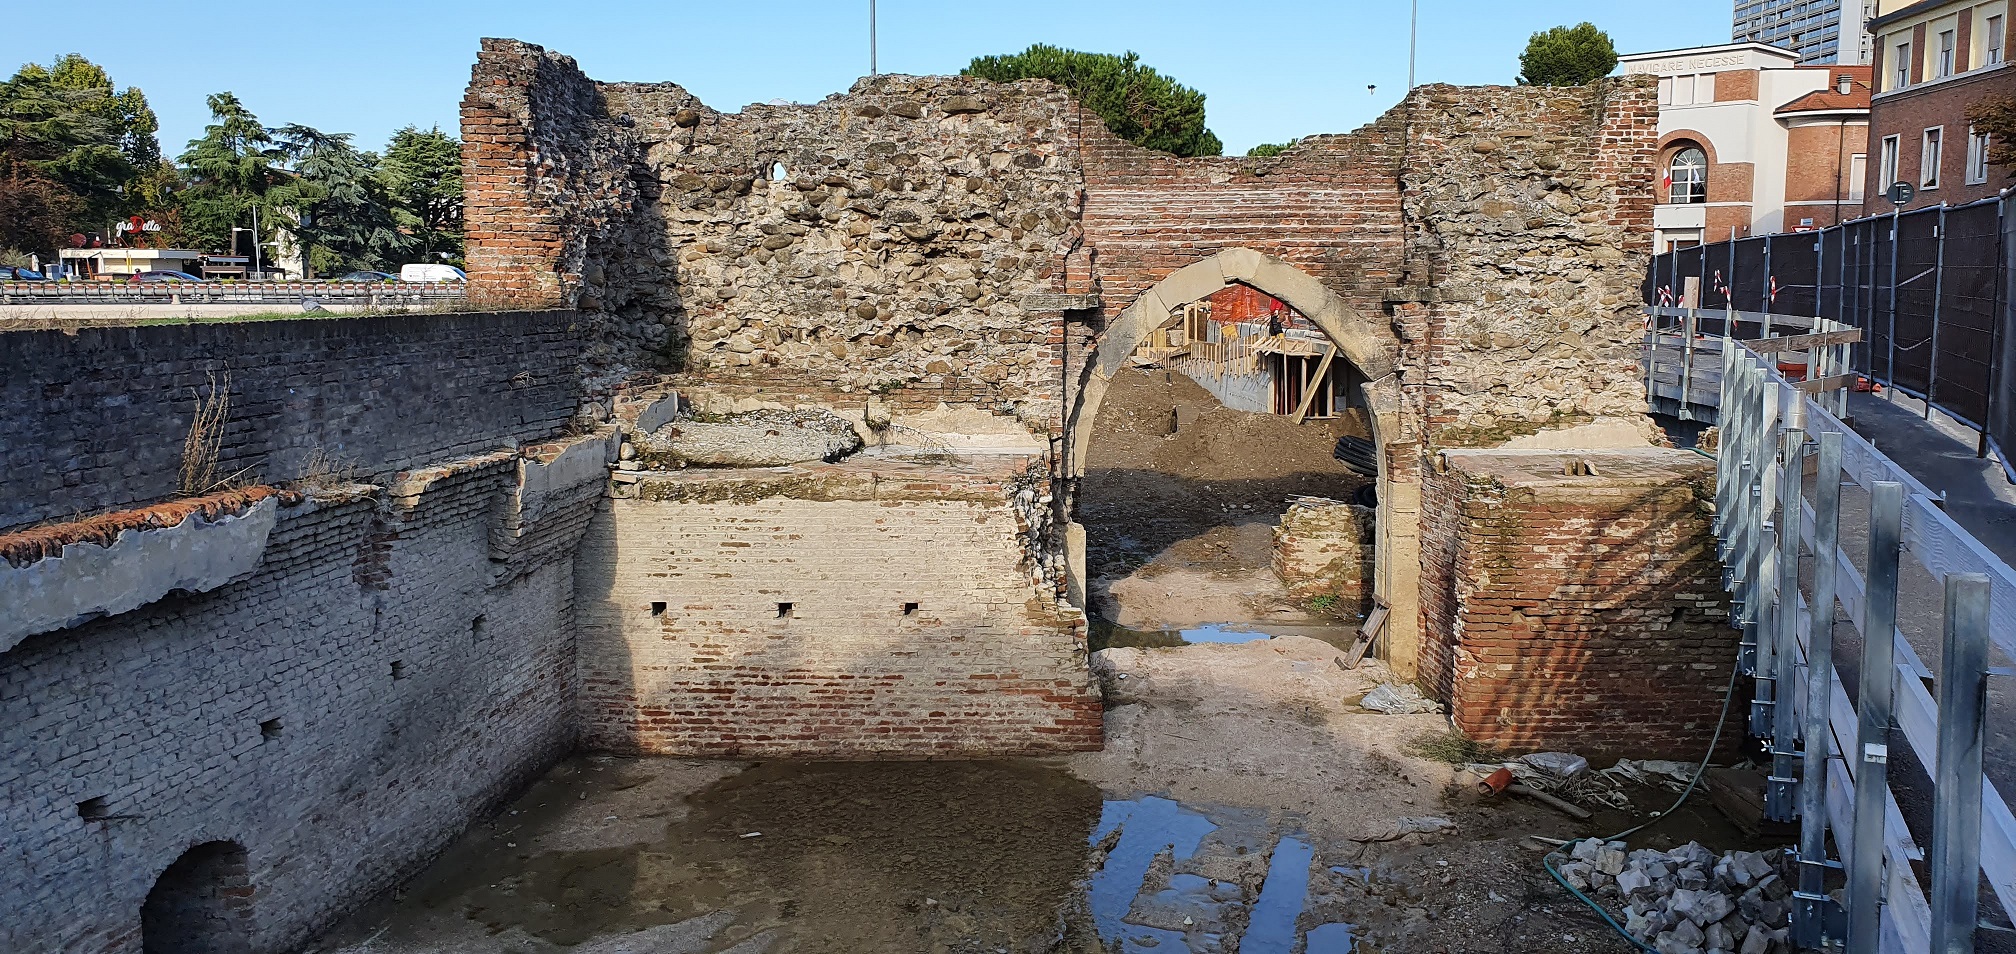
top-left (1645, 193), bottom-right (2016, 474)
top-left (1716, 341), bottom-right (2016, 953)
top-left (0, 281), bottom-right (467, 306)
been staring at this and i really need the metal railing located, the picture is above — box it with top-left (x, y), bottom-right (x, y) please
top-left (1645, 192), bottom-right (2014, 472)
top-left (1715, 339), bottom-right (2016, 953)
top-left (1642, 306), bottom-right (1857, 424)
top-left (0, 281), bottom-right (467, 306)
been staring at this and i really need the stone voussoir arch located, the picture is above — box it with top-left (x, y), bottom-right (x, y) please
top-left (1066, 247), bottom-right (1402, 479)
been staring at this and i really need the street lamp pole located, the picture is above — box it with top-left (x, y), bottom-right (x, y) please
top-left (1409, 0), bottom-right (1419, 90)
top-left (870, 0), bottom-right (877, 77)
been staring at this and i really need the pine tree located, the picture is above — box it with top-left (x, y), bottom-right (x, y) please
top-left (378, 126), bottom-right (464, 262)
top-left (964, 45), bottom-right (1223, 157)
top-left (0, 54), bottom-right (162, 251)
top-left (269, 124), bottom-right (411, 273)
top-left (176, 92), bottom-right (281, 254)
top-left (1517, 23), bottom-right (1619, 87)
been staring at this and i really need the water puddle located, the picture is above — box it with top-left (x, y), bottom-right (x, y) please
top-left (1090, 617), bottom-right (1361, 652)
top-left (1176, 623), bottom-right (1272, 644)
top-left (1090, 795), bottom-right (1360, 953)
top-left (318, 760), bottom-right (1365, 954)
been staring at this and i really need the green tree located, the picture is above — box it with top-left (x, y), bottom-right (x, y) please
top-left (378, 125), bottom-right (463, 261)
top-left (1966, 95), bottom-right (2016, 177)
top-left (176, 92), bottom-right (282, 253)
top-left (269, 124), bottom-right (411, 273)
top-left (964, 45), bottom-right (1222, 157)
top-left (0, 54), bottom-right (162, 251)
top-left (1246, 140), bottom-right (1297, 158)
top-left (1517, 23), bottom-right (1619, 87)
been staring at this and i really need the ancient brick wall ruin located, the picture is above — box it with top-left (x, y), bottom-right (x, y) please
top-left (1417, 449), bottom-right (1735, 758)
top-left (461, 39), bottom-right (1658, 446)
top-left (1271, 496), bottom-right (1376, 614)
top-left (576, 459), bottom-right (1100, 757)
top-left (0, 312), bottom-right (589, 531)
top-left (0, 41), bottom-right (1694, 953)
top-left (0, 444), bottom-right (603, 952)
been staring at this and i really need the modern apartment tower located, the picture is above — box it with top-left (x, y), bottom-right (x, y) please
top-left (1734, 0), bottom-right (1880, 63)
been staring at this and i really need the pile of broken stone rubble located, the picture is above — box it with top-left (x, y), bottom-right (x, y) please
top-left (1556, 838), bottom-right (1796, 954)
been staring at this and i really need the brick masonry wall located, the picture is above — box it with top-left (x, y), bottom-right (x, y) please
top-left (0, 455), bottom-right (599, 953)
top-left (1864, 66), bottom-right (2016, 214)
top-left (1782, 120), bottom-right (1868, 228)
top-left (462, 39), bottom-right (637, 313)
top-left (1417, 449), bottom-right (1734, 759)
top-left (0, 311), bottom-right (588, 532)
top-left (1079, 116), bottom-right (1409, 329)
top-left (575, 462), bottom-right (1102, 757)
top-left (1272, 496), bottom-right (1375, 614)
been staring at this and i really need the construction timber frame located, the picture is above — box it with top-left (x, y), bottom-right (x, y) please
top-left (1713, 335), bottom-right (2016, 952)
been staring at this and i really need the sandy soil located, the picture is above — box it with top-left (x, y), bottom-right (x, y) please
top-left (1078, 636), bottom-right (1645, 954)
top-left (1080, 368), bottom-right (1371, 630)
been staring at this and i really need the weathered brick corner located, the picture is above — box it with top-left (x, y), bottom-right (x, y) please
top-left (1419, 448), bottom-right (1734, 759)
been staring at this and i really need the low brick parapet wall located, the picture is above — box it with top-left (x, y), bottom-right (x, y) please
top-left (577, 455), bottom-right (1103, 758)
top-left (1419, 448), bottom-right (1734, 759)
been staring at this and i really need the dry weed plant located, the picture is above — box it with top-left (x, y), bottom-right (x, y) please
top-left (294, 447), bottom-right (363, 496)
top-left (178, 370), bottom-right (234, 495)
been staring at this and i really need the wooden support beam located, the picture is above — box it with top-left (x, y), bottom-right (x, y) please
top-left (1747, 329), bottom-right (1864, 355)
top-left (1794, 373), bottom-right (1861, 394)
top-left (1291, 345), bottom-right (1337, 424)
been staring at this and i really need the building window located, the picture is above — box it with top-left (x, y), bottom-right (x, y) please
top-left (1668, 147), bottom-right (1708, 204)
top-left (1849, 154), bottom-right (1867, 201)
top-left (1989, 16), bottom-right (2007, 66)
top-left (1922, 127), bottom-right (1944, 188)
top-left (1895, 41), bottom-right (1912, 88)
top-left (1968, 127), bottom-right (1991, 184)
top-left (1938, 30), bottom-right (1956, 77)
top-left (1880, 135), bottom-right (1901, 189)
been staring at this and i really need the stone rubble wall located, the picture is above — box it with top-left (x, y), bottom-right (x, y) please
top-left (1417, 449), bottom-right (1733, 759)
top-left (1400, 80), bottom-right (1659, 444)
top-left (463, 39), bottom-right (1656, 457)
top-left (466, 39), bottom-right (1083, 428)
top-left (1271, 496), bottom-right (1376, 614)
top-left (575, 460), bottom-right (1102, 757)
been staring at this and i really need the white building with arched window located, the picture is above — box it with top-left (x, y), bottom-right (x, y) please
top-left (1622, 42), bottom-right (1872, 253)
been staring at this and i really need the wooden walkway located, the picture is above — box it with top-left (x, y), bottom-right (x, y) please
top-left (1641, 307), bottom-right (1856, 424)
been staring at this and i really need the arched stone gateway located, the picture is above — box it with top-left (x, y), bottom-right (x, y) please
top-left (1061, 248), bottom-right (1421, 671)
top-left (142, 840), bottom-right (253, 954)
top-left (1064, 248), bottom-right (1400, 478)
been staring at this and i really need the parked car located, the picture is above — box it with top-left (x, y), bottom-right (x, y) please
top-left (398, 263), bottom-right (466, 283)
top-left (128, 270), bottom-right (203, 283)
top-left (0, 265), bottom-right (47, 280)
top-left (336, 270), bottom-right (396, 282)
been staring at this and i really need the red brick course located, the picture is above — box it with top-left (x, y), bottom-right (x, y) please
top-left (1418, 450), bottom-right (1735, 759)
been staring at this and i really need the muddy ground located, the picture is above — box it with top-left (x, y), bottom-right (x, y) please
top-left (311, 635), bottom-right (1760, 954)
top-left (304, 367), bottom-right (1761, 953)
top-left (1079, 368), bottom-right (1371, 630)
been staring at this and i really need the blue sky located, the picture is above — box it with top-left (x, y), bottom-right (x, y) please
top-left (3, 1), bottom-right (1731, 158)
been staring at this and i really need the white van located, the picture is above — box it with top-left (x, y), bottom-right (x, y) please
top-left (399, 263), bottom-right (466, 283)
